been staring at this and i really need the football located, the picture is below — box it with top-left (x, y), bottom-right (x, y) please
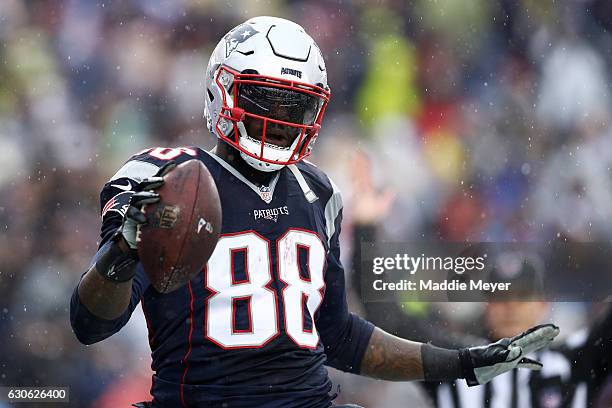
top-left (138, 160), bottom-right (222, 293)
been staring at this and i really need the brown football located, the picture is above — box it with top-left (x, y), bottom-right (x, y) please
top-left (138, 160), bottom-right (221, 293)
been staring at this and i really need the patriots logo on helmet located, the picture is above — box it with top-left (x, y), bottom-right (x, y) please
top-left (225, 24), bottom-right (259, 57)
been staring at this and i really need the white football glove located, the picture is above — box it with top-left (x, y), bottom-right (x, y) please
top-left (97, 162), bottom-right (176, 283)
top-left (459, 324), bottom-right (560, 386)
top-left (115, 161), bottom-right (177, 250)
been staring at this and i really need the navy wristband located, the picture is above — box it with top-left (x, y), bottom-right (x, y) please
top-left (95, 239), bottom-right (138, 283)
top-left (421, 344), bottom-right (463, 381)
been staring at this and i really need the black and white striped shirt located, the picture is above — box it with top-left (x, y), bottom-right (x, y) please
top-left (431, 315), bottom-right (612, 408)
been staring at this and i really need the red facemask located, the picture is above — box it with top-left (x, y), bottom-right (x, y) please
top-left (214, 66), bottom-right (330, 166)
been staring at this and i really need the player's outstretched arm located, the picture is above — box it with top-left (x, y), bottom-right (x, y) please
top-left (71, 162), bottom-right (175, 343)
top-left (77, 178), bottom-right (164, 318)
top-left (360, 327), bottom-right (425, 381)
top-left (360, 324), bottom-right (559, 385)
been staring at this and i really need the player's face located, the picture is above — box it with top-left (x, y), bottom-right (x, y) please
top-left (238, 84), bottom-right (320, 148)
top-left (242, 114), bottom-right (298, 148)
top-left (485, 301), bottom-right (549, 340)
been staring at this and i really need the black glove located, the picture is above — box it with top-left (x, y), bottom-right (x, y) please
top-left (96, 161), bottom-right (177, 282)
top-left (459, 324), bottom-right (560, 386)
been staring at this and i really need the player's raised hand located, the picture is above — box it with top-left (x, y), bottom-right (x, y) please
top-left (97, 161), bottom-right (178, 283)
top-left (459, 324), bottom-right (560, 386)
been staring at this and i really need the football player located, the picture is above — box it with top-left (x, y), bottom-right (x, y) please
top-left (70, 16), bottom-right (559, 408)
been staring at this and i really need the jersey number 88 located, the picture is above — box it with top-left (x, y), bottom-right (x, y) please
top-left (205, 229), bottom-right (325, 349)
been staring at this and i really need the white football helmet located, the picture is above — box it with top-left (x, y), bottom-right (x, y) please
top-left (204, 16), bottom-right (330, 172)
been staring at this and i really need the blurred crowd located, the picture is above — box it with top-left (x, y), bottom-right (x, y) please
top-left (2, 0), bottom-right (612, 406)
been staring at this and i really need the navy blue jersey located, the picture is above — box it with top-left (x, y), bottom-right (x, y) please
top-left (70, 146), bottom-right (374, 408)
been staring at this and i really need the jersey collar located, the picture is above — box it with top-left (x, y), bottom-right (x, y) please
top-left (204, 149), bottom-right (281, 204)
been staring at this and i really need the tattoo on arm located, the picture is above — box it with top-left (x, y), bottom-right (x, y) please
top-left (360, 327), bottom-right (425, 381)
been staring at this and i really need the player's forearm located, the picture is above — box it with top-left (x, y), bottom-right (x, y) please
top-left (77, 239), bottom-right (135, 320)
top-left (360, 327), bottom-right (462, 382)
top-left (77, 265), bottom-right (133, 320)
top-left (360, 327), bottom-right (425, 381)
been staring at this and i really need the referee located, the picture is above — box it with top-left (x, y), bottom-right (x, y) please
top-left (429, 253), bottom-right (612, 408)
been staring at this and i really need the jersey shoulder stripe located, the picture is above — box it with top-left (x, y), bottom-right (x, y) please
top-left (109, 146), bottom-right (202, 182)
top-left (295, 160), bottom-right (337, 200)
top-left (323, 178), bottom-right (342, 244)
top-left (295, 161), bottom-right (343, 243)
top-left (110, 160), bottom-right (160, 183)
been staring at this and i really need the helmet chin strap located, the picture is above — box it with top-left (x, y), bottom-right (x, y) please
top-left (287, 164), bottom-right (318, 203)
top-left (235, 121), bottom-right (318, 203)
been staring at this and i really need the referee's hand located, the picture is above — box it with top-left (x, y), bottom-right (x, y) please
top-left (459, 324), bottom-right (560, 386)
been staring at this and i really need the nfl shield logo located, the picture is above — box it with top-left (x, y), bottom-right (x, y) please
top-left (259, 185), bottom-right (272, 204)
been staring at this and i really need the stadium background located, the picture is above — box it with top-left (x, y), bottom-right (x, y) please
top-left (1, 0), bottom-right (612, 406)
